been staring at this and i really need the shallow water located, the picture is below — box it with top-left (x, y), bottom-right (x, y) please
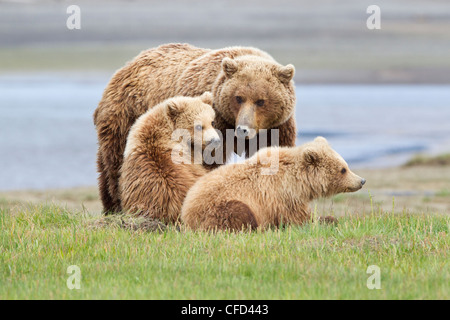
top-left (1, 73), bottom-right (449, 190)
top-left (295, 85), bottom-right (450, 168)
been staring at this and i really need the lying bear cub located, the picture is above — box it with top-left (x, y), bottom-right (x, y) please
top-left (181, 137), bottom-right (366, 231)
top-left (119, 92), bottom-right (219, 223)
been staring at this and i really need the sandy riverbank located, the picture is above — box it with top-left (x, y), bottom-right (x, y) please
top-left (1, 0), bottom-right (450, 84)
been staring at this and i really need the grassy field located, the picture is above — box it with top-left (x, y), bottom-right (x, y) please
top-left (1, 163), bottom-right (449, 299)
top-left (0, 203), bottom-right (448, 299)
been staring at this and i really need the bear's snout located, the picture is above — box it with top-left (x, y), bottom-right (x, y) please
top-left (207, 137), bottom-right (221, 147)
top-left (352, 177), bottom-right (366, 191)
top-left (236, 125), bottom-right (249, 137)
top-left (235, 125), bottom-right (257, 139)
top-left (345, 173), bottom-right (366, 192)
top-left (203, 128), bottom-right (221, 147)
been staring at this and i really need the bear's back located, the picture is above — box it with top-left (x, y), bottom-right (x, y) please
top-left (176, 46), bottom-right (274, 96)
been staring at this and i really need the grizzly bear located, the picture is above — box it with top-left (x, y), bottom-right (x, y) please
top-left (94, 43), bottom-right (297, 214)
top-left (119, 92), bottom-right (219, 223)
top-left (181, 137), bottom-right (366, 231)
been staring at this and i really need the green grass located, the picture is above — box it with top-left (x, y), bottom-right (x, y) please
top-left (0, 203), bottom-right (449, 299)
top-left (0, 46), bottom-right (138, 72)
top-left (404, 154), bottom-right (450, 167)
top-left (436, 189), bottom-right (450, 198)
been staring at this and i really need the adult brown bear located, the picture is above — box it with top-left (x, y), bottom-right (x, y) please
top-left (94, 43), bottom-right (297, 214)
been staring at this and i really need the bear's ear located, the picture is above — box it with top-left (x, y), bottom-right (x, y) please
top-left (167, 100), bottom-right (183, 119)
top-left (314, 136), bottom-right (329, 145)
top-left (200, 91), bottom-right (213, 105)
top-left (222, 58), bottom-right (239, 78)
top-left (303, 148), bottom-right (320, 167)
top-left (277, 64), bottom-right (295, 84)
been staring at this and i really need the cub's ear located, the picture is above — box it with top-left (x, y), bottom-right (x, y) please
top-left (167, 100), bottom-right (183, 119)
top-left (277, 64), bottom-right (295, 84)
top-left (200, 91), bottom-right (213, 105)
top-left (303, 148), bottom-right (320, 166)
top-left (314, 136), bottom-right (329, 145)
top-left (222, 57), bottom-right (239, 78)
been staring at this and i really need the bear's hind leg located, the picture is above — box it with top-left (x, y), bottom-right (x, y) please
top-left (97, 150), bottom-right (116, 215)
top-left (212, 200), bottom-right (258, 232)
top-left (99, 146), bottom-right (122, 214)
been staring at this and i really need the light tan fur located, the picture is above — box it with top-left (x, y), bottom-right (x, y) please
top-left (119, 93), bottom-right (218, 223)
top-left (93, 43), bottom-right (297, 214)
top-left (181, 137), bottom-right (365, 231)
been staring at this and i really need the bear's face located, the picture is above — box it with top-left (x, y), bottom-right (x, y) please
top-left (216, 57), bottom-right (295, 139)
top-left (167, 92), bottom-right (220, 149)
top-left (301, 137), bottom-right (366, 197)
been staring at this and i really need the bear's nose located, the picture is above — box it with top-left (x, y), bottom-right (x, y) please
top-left (236, 126), bottom-right (249, 138)
top-left (207, 137), bottom-right (221, 147)
top-left (361, 178), bottom-right (366, 186)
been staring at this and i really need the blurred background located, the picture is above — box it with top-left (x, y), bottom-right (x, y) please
top-left (0, 0), bottom-right (449, 198)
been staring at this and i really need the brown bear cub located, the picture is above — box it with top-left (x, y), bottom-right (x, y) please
top-left (94, 43), bottom-right (297, 214)
top-left (119, 92), bottom-right (219, 224)
top-left (181, 137), bottom-right (366, 231)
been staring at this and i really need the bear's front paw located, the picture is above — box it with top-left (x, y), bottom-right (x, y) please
top-left (318, 216), bottom-right (338, 226)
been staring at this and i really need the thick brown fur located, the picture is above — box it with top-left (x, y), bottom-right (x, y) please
top-left (181, 137), bottom-right (366, 231)
top-left (119, 93), bottom-right (218, 224)
top-left (94, 43), bottom-right (297, 214)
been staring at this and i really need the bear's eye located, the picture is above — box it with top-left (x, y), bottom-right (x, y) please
top-left (236, 96), bottom-right (244, 104)
top-left (195, 125), bottom-right (202, 131)
top-left (256, 99), bottom-right (265, 107)
top-left (211, 121), bottom-right (215, 127)
top-left (341, 168), bottom-right (347, 174)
